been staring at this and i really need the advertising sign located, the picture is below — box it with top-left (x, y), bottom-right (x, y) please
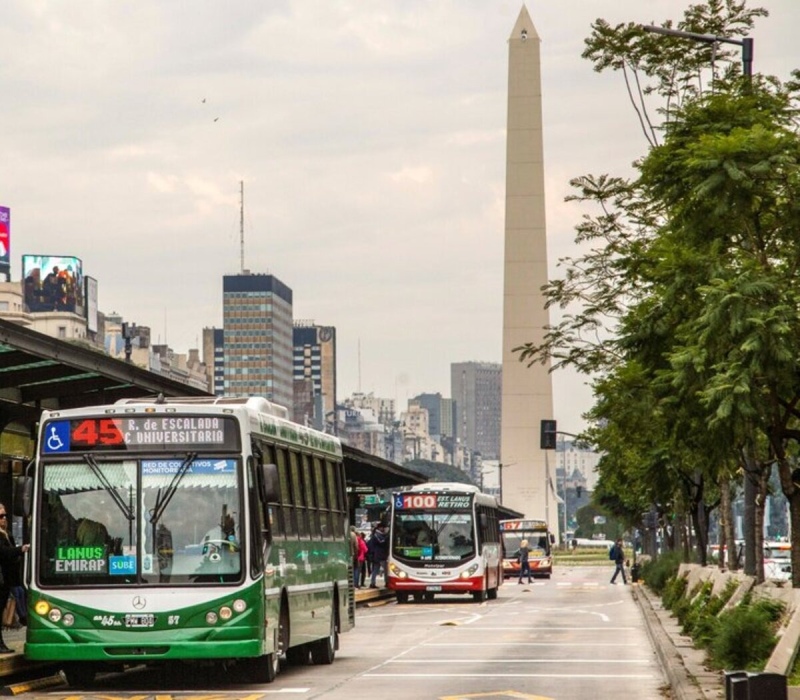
top-left (0, 207), bottom-right (9, 278)
top-left (22, 254), bottom-right (83, 313)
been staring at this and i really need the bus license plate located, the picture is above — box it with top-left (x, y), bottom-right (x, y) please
top-left (426, 585), bottom-right (442, 592)
top-left (125, 614), bottom-right (155, 628)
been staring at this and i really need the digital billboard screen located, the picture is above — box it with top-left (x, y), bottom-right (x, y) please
top-left (23, 255), bottom-right (84, 314)
top-left (0, 207), bottom-right (9, 276)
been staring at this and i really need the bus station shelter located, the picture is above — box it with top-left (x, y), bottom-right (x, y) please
top-left (0, 319), bottom-right (427, 513)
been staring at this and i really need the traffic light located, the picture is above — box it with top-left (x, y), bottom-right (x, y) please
top-left (540, 419), bottom-right (557, 450)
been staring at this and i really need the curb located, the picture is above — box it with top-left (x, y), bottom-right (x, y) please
top-left (632, 583), bottom-right (720, 700)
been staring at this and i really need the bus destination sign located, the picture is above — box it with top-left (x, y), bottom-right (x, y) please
top-left (500, 519), bottom-right (548, 531)
top-left (42, 416), bottom-right (240, 454)
top-left (394, 492), bottom-right (474, 510)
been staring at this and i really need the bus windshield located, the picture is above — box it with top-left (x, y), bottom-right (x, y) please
top-left (501, 528), bottom-right (550, 559)
top-left (392, 511), bottom-right (475, 562)
top-left (38, 456), bottom-right (242, 587)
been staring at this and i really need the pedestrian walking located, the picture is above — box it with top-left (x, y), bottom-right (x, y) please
top-left (610, 538), bottom-right (628, 585)
top-left (0, 504), bottom-right (29, 653)
top-left (517, 539), bottom-right (533, 584)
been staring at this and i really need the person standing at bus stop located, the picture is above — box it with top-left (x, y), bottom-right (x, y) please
top-left (610, 538), bottom-right (627, 585)
top-left (517, 539), bottom-right (532, 584)
top-left (0, 504), bottom-right (29, 653)
top-left (368, 523), bottom-right (389, 588)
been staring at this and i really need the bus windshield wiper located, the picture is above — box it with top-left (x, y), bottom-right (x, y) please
top-left (83, 455), bottom-right (134, 522)
top-left (149, 452), bottom-right (197, 525)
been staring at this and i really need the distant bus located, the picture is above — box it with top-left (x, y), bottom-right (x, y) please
top-left (21, 396), bottom-right (354, 687)
top-left (386, 483), bottom-right (502, 603)
top-left (500, 518), bottom-right (555, 579)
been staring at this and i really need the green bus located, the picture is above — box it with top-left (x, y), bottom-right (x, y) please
top-left (20, 396), bottom-right (354, 686)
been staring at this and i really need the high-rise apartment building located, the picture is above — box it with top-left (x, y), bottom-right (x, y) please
top-left (203, 327), bottom-right (224, 396)
top-left (409, 392), bottom-right (455, 440)
top-left (222, 272), bottom-right (293, 409)
top-left (292, 321), bottom-right (337, 430)
top-left (451, 362), bottom-right (502, 460)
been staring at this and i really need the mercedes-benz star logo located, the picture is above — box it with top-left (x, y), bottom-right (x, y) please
top-left (132, 596), bottom-right (146, 610)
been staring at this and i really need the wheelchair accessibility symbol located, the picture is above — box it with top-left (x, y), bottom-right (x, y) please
top-left (43, 421), bottom-right (70, 453)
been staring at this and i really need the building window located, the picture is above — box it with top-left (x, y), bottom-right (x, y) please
top-left (58, 326), bottom-right (67, 339)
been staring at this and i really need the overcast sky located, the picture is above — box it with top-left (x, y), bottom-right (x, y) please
top-left (1, 1), bottom-right (798, 433)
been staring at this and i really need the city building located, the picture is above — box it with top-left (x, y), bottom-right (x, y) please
top-left (343, 392), bottom-right (395, 429)
top-left (451, 361), bottom-right (502, 460)
top-left (408, 392), bottom-right (455, 440)
top-left (222, 271), bottom-right (293, 408)
top-left (293, 321), bottom-right (337, 430)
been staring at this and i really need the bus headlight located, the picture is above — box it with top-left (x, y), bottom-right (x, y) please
top-left (35, 601), bottom-right (50, 616)
top-left (388, 563), bottom-right (407, 579)
top-left (48, 608), bottom-right (62, 623)
top-left (233, 599), bottom-right (247, 613)
top-left (460, 564), bottom-right (479, 579)
top-left (205, 611), bottom-right (218, 625)
top-left (219, 606), bottom-right (233, 620)
top-left (62, 613), bottom-right (75, 626)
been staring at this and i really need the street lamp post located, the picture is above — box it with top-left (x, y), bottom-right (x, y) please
top-left (642, 25), bottom-right (753, 79)
top-left (498, 462), bottom-right (516, 505)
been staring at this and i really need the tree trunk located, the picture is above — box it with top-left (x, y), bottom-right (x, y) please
top-left (753, 465), bottom-right (769, 583)
top-left (743, 449), bottom-right (758, 576)
top-left (721, 478), bottom-right (738, 571)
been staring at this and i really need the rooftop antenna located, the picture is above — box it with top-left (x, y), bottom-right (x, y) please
top-left (239, 180), bottom-right (245, 273)
top-left (358, 338), bottom-right (362, 392)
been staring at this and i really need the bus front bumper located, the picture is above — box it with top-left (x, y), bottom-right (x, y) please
top-left (387, 575), bottom-right (484, 593)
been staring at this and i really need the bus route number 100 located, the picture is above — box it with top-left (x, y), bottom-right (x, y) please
top-left (398, 494), bottom-right (437, 509)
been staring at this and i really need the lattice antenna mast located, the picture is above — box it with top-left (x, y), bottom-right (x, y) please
top-left (240, 180), bottom-right (245, 273)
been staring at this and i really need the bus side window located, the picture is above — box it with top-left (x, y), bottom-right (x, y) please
top-left (261, 442), bottom-right (283, 537)
top-left (302, 454), bottom-right (319, 539)
top-left (325, 460), bottom-right (342, 536)
top-left (276, 448), bottom-right (295, 537)
top-left (290, 452), bottom-right (308, 539)
top-left (313, 457), bottom-right (330, 538)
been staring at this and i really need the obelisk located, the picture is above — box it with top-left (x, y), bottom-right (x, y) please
top-left (499, 6), bottom-right (557, 535)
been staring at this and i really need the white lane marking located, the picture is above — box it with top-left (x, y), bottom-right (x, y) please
top-left (423, 642), bottom-right (641, 647)
top-left (426, 627), bottom-right (638, 631)
top-left (358, 672), bottom-right (659, 679)
top-left (388, 659), bottom-right (653, 664)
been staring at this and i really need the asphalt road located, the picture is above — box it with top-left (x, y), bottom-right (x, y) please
top-left (22, 565), bottom-right (670, 700)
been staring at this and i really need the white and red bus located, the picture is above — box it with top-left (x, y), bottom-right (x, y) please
top-left (500, 518), bottom-right (554, 579)
top-left (386, 483), bottom-right (502, 603)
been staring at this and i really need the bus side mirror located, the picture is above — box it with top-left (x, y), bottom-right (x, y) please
top-left (261, 464), bottom-right (279, 502)
top-left (549, 534), bottom-right (556, 545)
top-left (13, 476), bottom-right (32, 518)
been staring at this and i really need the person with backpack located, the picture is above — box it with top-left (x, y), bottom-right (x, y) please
top-left (609, 538), bottom-right (627, 585)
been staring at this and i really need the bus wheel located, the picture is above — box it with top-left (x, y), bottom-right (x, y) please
top-left (286, 645), bottom-right (310, 665)
top-left (487, 586), bottom-right (498, 600)
top-left (396, 592), bottom-right (409, 604)
top-left (310, 600), bottom-right (337, 665)
top-left (472, 589), bottom-right (486, 603)
top-left (63, 663), bottom-right (97, 688)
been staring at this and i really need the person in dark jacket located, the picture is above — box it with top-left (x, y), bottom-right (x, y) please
top-left (368, 524), bottom-right (389, 588)
top-left (517, 539), bottom-right (533, 584)
top-left (610, 538), bottom-right (627, 585)
top-left (0, 503), bottom-right (29, 653)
